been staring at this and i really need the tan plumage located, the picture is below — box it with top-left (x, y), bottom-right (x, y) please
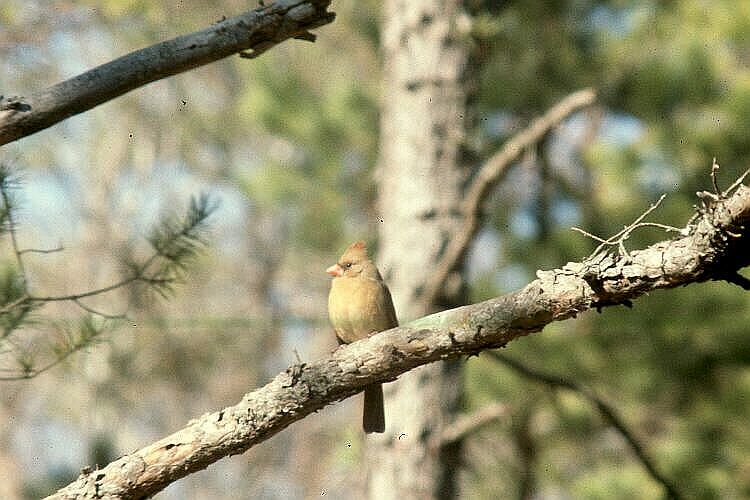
top-left (327, 241), bottom-right (397, 433)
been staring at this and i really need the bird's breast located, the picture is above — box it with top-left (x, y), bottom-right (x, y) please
top-left (328, 276), bottom-right (391, 344)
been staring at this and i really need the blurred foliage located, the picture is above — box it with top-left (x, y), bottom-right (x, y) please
top-left (142, 193), bottom-right (218, 297)
top-left (233, 1), bottom-right (381, 254)
top-left (462, 1), bottom-right (750, 498)
top-left (0, 182), bottom-right (215, 381)
top-left (1, 0), bottom-right (750, 499)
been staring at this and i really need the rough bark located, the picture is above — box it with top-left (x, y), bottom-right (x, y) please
top-left (372, 1), bottom-right (476, 497)
top-left (0, 0), bottom-right (335, 145)
top-left (47, 181), bottom-right (750, 499)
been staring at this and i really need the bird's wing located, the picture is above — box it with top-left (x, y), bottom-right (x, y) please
top-left (379, 282), bottom-right (399, 329)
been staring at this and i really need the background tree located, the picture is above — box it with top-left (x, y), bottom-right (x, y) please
top-left (369, 0), bottom-right (477, 497)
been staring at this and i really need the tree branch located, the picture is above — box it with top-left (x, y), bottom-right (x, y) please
top-left (488, 352), bottom-right (683, 500)
top-left (420, 88), bottom-right (597, 308)
top-left (431, 402), bottom-right (508, 450)
top-left (0, 0), bottom-right (336, 145)
top-left (48, 180), bottom-right (750, 499)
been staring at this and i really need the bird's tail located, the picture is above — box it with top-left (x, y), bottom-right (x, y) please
top-left (363, 383), bottom-right (385, 433)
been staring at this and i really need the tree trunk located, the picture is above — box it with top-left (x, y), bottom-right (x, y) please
top-left (371, 1), bottom-right (477, 497)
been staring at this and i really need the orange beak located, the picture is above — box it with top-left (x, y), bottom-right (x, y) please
top-left (326, 264), bottom-right (343, 277)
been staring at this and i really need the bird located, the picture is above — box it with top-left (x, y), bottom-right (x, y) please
top-left (326, 241), bottom-right (398, 433)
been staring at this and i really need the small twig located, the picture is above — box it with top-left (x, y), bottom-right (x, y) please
top-left (0, 295), bottom-right (31, 316)
top-left (711, 158), bottom-right (721, 195)
top-left (631, 222), bottom-right (682, 233)
top-left (0, 182), bottom-right (28, 291)
top-left (23, 194), bottom-right (211, 304)
top-left (617, 238), bottom-right (631, 261)
top-left (433, 402), bottom-right (508, 449)
top-left (18, 244), bottom-right (64, 255)
top-left (73, 299), bottom-right (129, 320)
top-left (722, 167), bottom-right (750, 197)
top-left (29, 275), bottom-right (140, 303)
top-left (5, 271), bottom-right (140, 315)
top-left (570, 226), bottom-right (608, 243)
top-left (574, 194), bottom-right (669, 259)
top-left (0, 326), bottom-right (85, 380)
top-left (0, 346), bottom-right (82, 381)
top-left (610, 194), bottom-right (668, 243)
top-left (488, 351), bottom-right (683, 500)
top-left (0, 276), bottom-right (140, 314)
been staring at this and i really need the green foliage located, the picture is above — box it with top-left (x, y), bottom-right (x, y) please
top-left (51, 315), bottom-right (108, 357)
top-left (232, 1), bottom-right (381, 253)
top-left (144, 193), bottom-right (217, 297)
top-left (0, 163), bottom-right (17, 237)
top-left (0, 174), bottom-right (216, 380)
top-left (376, 1), bottom-right (750, 493)
top-left (0, 165), bottom-right (32, 341)
top-left (0, 263), bottom-right (32, 338)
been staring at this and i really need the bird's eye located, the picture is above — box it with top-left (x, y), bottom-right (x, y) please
top-left (344, 263), bottom-right (352, 269)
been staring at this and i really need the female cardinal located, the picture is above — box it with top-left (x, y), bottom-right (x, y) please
top-left (326, 241), bottom-right (398, 433)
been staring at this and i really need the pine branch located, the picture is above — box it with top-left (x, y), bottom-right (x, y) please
top-left (26, 193), bottom-right (217, 304)
top-left (0, 192), bottom-right (216, 379)
top-left (142, 193), bottom-right (218, 297)
top-left (0, 316), bottom-right (110, 381)
top-left (0, 265), bottom-right (32, 339)
top-left (0, 164), bottom-right (18, 237)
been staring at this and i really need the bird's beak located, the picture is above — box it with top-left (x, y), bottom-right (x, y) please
top-left (326, 264), bottom-right (343, 277)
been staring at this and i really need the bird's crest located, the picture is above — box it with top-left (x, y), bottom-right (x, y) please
top-left (342, 241), bottom-right (368, 262)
